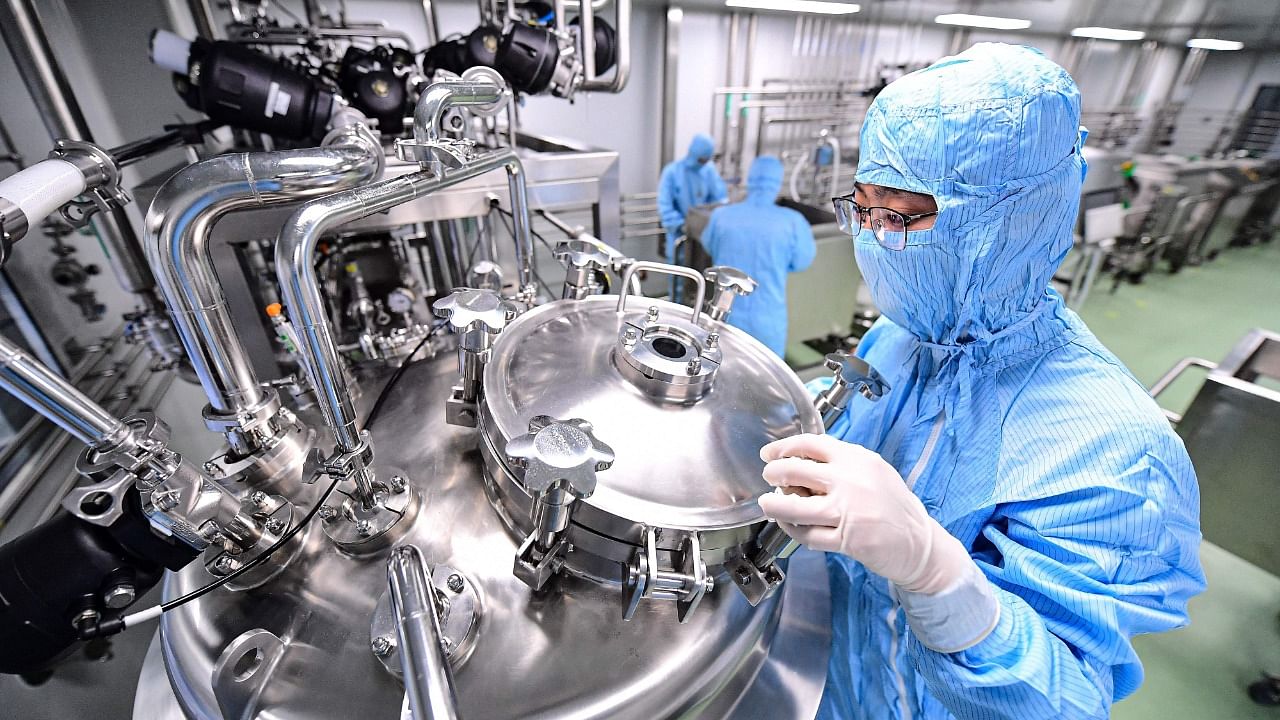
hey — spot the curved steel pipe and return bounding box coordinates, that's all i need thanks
[276,149,531,457]
[388,546,460,720]
[413,81,503,147]
[144,141,380,427]
[579,0,630,93]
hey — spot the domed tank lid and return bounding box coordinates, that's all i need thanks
[481,293,821,532]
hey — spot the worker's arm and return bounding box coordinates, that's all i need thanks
[789,216,817,273]
[657,167,685,233]
[902,455,1205,720]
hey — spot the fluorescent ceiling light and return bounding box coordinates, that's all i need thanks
[1187,38,1244,51]
[1071,26,1145,41]
[725,0,859,14]
[934,13,1031,30]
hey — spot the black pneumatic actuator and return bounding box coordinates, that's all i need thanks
[150,30,335,141]
[0,488,197,674]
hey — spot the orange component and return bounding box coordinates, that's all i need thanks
[265,303,283,318]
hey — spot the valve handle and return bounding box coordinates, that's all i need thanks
[705,266,757,297]
[505,416,615,499]
[432,288,519,337]
[825,350,889,400]
[554,240,613,270]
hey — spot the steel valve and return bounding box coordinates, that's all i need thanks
[703,266,757,322]
[506,415,615,590]
[814,350,890,430]
[432,288,519,426]
[554,240,613,299]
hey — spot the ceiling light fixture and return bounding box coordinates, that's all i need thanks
[934,13,1031,30]
[1187,38,1244,51]
[725,0,860,14]
[1071,26,1146,41]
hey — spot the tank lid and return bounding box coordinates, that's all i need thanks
[481,295,821,531]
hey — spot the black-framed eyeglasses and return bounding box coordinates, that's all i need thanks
[831,193,940,251]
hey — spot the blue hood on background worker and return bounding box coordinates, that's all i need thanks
[854,42,1088,346]
[746,155,784,202]
[684,133,715,168]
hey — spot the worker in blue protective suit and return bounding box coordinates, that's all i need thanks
[658,134,728,296]
[701,155,816,357]
[757,43,1205,720]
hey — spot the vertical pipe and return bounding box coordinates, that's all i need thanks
[726,13,740,88]
[660,7,682,168]
[186,0,217,38]
[420,0,441,46]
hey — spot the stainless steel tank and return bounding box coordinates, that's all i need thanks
[146,267,832,718]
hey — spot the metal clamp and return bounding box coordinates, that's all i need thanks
[506,416,615,590]
[554,240,613,299]
[813,350,889,430]
[616,261,705,326]
[47,139,130,229]
[703,266,757,322]
[433,288,519,427]
[621,528,714,623]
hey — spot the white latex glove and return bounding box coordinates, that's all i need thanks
[757,434,973,595]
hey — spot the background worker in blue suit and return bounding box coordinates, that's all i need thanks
[658,133,727,296]
[702,155,816,357]
[757,43,1205,720]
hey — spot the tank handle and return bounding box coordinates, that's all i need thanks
[616,261,706,326]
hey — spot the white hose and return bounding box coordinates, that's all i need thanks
[0,159,87,227]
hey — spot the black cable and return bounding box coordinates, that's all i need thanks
[493,210,554,299]
[77,473,344,640]
[365,320,445,429]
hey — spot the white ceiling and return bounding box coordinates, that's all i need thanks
[634,0,1280,50]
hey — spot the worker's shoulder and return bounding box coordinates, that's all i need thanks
[998,331,1191,484]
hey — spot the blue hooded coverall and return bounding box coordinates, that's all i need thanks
[658,134,729,276]
[815,44,1205,720]
[702,156,816,357]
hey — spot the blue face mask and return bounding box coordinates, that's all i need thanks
[853,226,966,344]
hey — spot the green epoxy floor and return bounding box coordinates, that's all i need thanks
[1076,237,1280,719]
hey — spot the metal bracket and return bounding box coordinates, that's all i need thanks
[211,628,287,720]
[621,528,714,623]
[47,139,130,230]
[513,531,570,591]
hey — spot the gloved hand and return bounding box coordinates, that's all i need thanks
[757,434,974,595]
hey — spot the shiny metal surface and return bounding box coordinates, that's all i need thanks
[388,545,461,720]
[156,354,830,719]
[144,145,380,423]
[1172,329,1280,577]
[482,294,821,532]
[277,150,532,456]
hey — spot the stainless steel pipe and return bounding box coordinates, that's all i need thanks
[413,81,503,147]
[276,149,532,456]
[0,335,132,451]
[579,0,630,93]
[144,143,380,426]
[388,546,460,720]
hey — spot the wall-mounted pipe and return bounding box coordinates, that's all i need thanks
[143,135,380,446]
[276,149,532,461]
[0,0,160,308]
